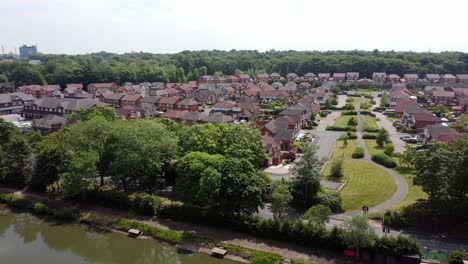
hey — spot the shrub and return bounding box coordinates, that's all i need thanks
[352,147,364,159]
[371,154,397,168]
[304,205,332,224]
[383,210,408,228]
[315,191,344,213]
[363,127,379,133]
[250,252,283,264]
[53,207,75,221]
[448,251,464,264]
[362,133,377,139]
[345,98,353,102]
[4,195,33,209]
[130,193,161,216]
[342,110,357,115]
[347,117,358,126]
[329,159,344,179]
[384,143,395,156]
[33,202,48,215]
[84,189,132,210]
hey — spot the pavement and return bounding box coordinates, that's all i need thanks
[374,111,406,153]
[336,94,347,108]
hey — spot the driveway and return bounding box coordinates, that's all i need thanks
[336,95,347,108]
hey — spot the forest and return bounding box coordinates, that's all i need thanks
[1,49,468,87]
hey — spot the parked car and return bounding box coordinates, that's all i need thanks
[400,135,412,141]
[405,137,419,143]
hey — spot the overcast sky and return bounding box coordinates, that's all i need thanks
[2,0,468,55]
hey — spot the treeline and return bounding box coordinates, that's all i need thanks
[1,49,468,87]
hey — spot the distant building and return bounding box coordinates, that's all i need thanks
[19,45,38,59]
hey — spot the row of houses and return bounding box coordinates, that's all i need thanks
[389,86,465,143]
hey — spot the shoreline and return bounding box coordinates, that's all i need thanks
[0,190,320,264]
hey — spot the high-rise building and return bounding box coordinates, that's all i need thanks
[19,45,37,59]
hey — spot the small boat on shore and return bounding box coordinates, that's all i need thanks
[127,229,143,238]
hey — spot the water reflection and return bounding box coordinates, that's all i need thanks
[0,212,235,264]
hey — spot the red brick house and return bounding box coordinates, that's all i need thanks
[422,124,462,143]
[225,75,240,83]
[346,72,359,82]
[432,90,455,106]
[387,74,401,83]
[441,74,457,84]
[256,73,270,82]
[160,109,188,121]
[87,83,118,94]
[17,85,60,98]
[318,73,330,82]
[120,94,142,108]
[262,135,283,166]
[99,93,125,107]
[176,98,199,112]
[333,73,346,83]
[198,75,214,84]
[157,97,179,111]
[456,74,468,84]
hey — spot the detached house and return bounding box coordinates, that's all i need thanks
[404,74,419,84]
[432,90,455,106]
[261,116,300,151]
[425,74,440,83]
[304,73,316,80]
[422,124,462,144]
[441,74,457,84]
[99,93,125,107]
[256,73,270,82]
[87,83,118,94]
[318,73,331,82]
[286,73,298,81]
[333,73,346,83]
[156,97,179,111]
[120,94,142,108]
[0,92,34,115]
[403,106,441,132]
[270,73,281,80]
[387,74,401,83]
[372,72,386,84]
[176,98,199,112]
[346,72,359,82]
[456,74,468,84]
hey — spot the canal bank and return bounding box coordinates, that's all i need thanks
[0,191,320,264]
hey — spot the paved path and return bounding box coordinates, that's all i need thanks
[336,94,347,108]
[332,96,408,219]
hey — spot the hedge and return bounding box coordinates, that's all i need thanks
[371,154,397,168]
[325,126,356,132]
[341,111,357,115]
[363,127,379,133]
[352,147,364,159]
[362,133,377,139]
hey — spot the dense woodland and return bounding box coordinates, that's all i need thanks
[1,50,468,87]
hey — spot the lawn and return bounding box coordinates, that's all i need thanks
[333,115,358,128]
[364,139,399,161]
[331,139,358,159]
[369,166,428,218]
[362,115,379,130]
[346,96,361,107]
[323,160,397,211]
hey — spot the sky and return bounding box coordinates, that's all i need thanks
[2,0,468,55]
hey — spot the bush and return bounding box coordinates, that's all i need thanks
[342,110,357,115]
[53,207,75,221]
[363,127,379,132]
[362,133,377,139]
[383,211,408,228]
[329,159,344,179]
[345,98,353,102]
[371,154,397,168]
[33,202,48,215]
[448,251,465,264]
[3,195,33,209]
[304,205,332,224]
[347,117,358,126]
[84,189,132,210]
[326,126,356,132]
[384,143,395,156]
[250,252,282,264]
[352,147,364,159]
[130,193,161,216]
[315,191,344,213]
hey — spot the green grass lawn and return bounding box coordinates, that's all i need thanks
[323,160,397,211]
[363,115,378,130]
[364,139,399,164]
[355,88,373,95]
[369,166,428,218]
[333,115,358,128]
[346,96,361,107]
[331,140,358,159]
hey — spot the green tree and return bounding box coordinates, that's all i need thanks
[109,120,178,193]
[376,128,390,147]
[60,151,97,196]
[329,159,344,179]
[290,145,324,207]
[448,251,464,264]
[380,92,389,108]
[270,181,292,218]
[303,204,332,225]
[10,65,45,86]
[384,143,395,156]
[343,215,376,257]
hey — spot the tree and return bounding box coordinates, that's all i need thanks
[329,159,344,179]
[384,143,395,156]
[217,158,269,214]
[343,215,376,257]
[270,180,292,218]
[324,98,331,109]
[60,150,97,196]
[109,120,178,193]
[175,152,225,205]
[413,137,468,213]
[30,132,68,192]
[290,145,324,207]
[10,65,45,86]
[65,106,119,124]
[380,92,389,108]
[303,204,332,225]
[376,128,390,147]
[399,147,416,168]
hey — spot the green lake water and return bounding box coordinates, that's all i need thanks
[0,211,236,264]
